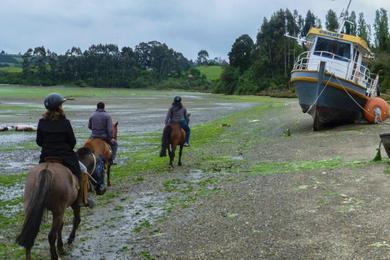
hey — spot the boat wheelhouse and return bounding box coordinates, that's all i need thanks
[290,26,387,130]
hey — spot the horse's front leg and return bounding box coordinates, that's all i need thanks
[178,144,183,166]
[169,145,175,167]
[106,163,111,186]
[68,203,81,244]
[26,248,32,260]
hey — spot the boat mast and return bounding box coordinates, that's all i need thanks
[337,0,352,33]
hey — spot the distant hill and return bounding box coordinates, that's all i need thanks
[0,54,22,67]
[196,65,223,81]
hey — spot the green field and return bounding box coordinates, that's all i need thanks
[196,65,223,81]
[0,66,22,73]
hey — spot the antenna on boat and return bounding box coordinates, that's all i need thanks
[337,0,352,33]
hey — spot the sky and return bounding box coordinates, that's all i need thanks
[1,0,390,60]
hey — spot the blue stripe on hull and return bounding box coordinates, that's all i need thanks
[291,71,367,127]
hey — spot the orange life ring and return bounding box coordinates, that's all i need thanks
[363,97,389,123]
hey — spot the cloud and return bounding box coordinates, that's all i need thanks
[0,0,388,59]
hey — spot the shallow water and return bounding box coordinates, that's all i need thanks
[0,92,256,174]
[68,192,167,259]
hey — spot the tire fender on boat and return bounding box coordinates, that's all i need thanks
[363,97,389,123]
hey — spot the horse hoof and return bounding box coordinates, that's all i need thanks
[178,163,182,166]
[67,238,74,245]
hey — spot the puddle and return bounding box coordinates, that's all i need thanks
[69,192,166,259]
[0,183,24,217]
[0,150,38,174]
[188,169,204,182]
[0,183,24,201]
[1,204,22,217]
[0,133,34,145]
[231,155,244,161]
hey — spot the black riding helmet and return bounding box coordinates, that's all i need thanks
[44,93,66,111]
[173,96,182,103]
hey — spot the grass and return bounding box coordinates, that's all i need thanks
[0,85,193,100]
[250,158,375,175]
[0,66,22,73]
[196,65,223,81]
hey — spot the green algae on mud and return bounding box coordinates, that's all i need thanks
[0,93,282,259]
[249,158,386,175]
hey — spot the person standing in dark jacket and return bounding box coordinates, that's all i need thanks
[165,96,191,146]
[88,102,118,164]
[37,93,81,177]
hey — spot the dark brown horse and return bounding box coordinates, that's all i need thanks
[160,123,186,167]
[83,121,118,186]
[16,149,95,260]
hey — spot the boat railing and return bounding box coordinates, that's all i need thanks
[293,51,377,90]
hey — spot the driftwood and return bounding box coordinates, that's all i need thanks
[0,125,37,132]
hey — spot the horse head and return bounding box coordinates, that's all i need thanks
[76,147,96,174]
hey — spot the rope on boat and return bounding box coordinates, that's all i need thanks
[306,73,334,113]
[333,76,388,124]
[308,72,388,124]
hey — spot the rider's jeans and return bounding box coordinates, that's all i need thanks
[179,120,190,144]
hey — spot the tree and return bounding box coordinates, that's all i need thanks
[302,10,317,36]
[374,8,390,50]
[197,50,209,65]
[357,12,370,43]
[325,9,339,32]
[345,11,357,35]
[22,48,33,78]
[228,34,254,73]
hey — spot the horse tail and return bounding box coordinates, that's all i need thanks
[160,125,171,157]
[16,168,52,249]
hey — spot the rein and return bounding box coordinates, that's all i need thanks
[81,152,98,185]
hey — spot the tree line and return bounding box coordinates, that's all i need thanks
[217,7,390,95]
[0,41,215,89]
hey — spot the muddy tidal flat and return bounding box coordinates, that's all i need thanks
[2,85,390,259]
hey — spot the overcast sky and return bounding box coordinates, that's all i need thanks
[1,0,390,60]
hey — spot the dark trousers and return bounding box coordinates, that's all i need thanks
[39,152,81,178]
[179,120,190,144]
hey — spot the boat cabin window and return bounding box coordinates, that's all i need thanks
[314,37,351,61]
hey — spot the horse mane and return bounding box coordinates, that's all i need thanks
[77,147,92,157]
[16,168,52,249]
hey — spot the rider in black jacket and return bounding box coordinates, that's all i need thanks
[36,93,80,178]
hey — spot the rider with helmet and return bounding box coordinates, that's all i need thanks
[36,93,93,207]
[88,102,118,164]
[165,96,191,146]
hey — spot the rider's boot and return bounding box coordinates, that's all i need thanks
[78,172,95,208]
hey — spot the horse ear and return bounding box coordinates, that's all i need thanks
[114,121,118,127]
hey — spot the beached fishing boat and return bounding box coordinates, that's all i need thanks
[289,0,389,130]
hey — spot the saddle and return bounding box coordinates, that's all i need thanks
[43,156,90,206]
[88,138,113,161]
[44,156,63,163]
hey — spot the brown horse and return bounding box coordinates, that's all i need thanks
[160,123,186,167]
[16,149,95,260]
[83,121,118,187]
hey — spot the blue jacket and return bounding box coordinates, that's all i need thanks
[88,108,113,139]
